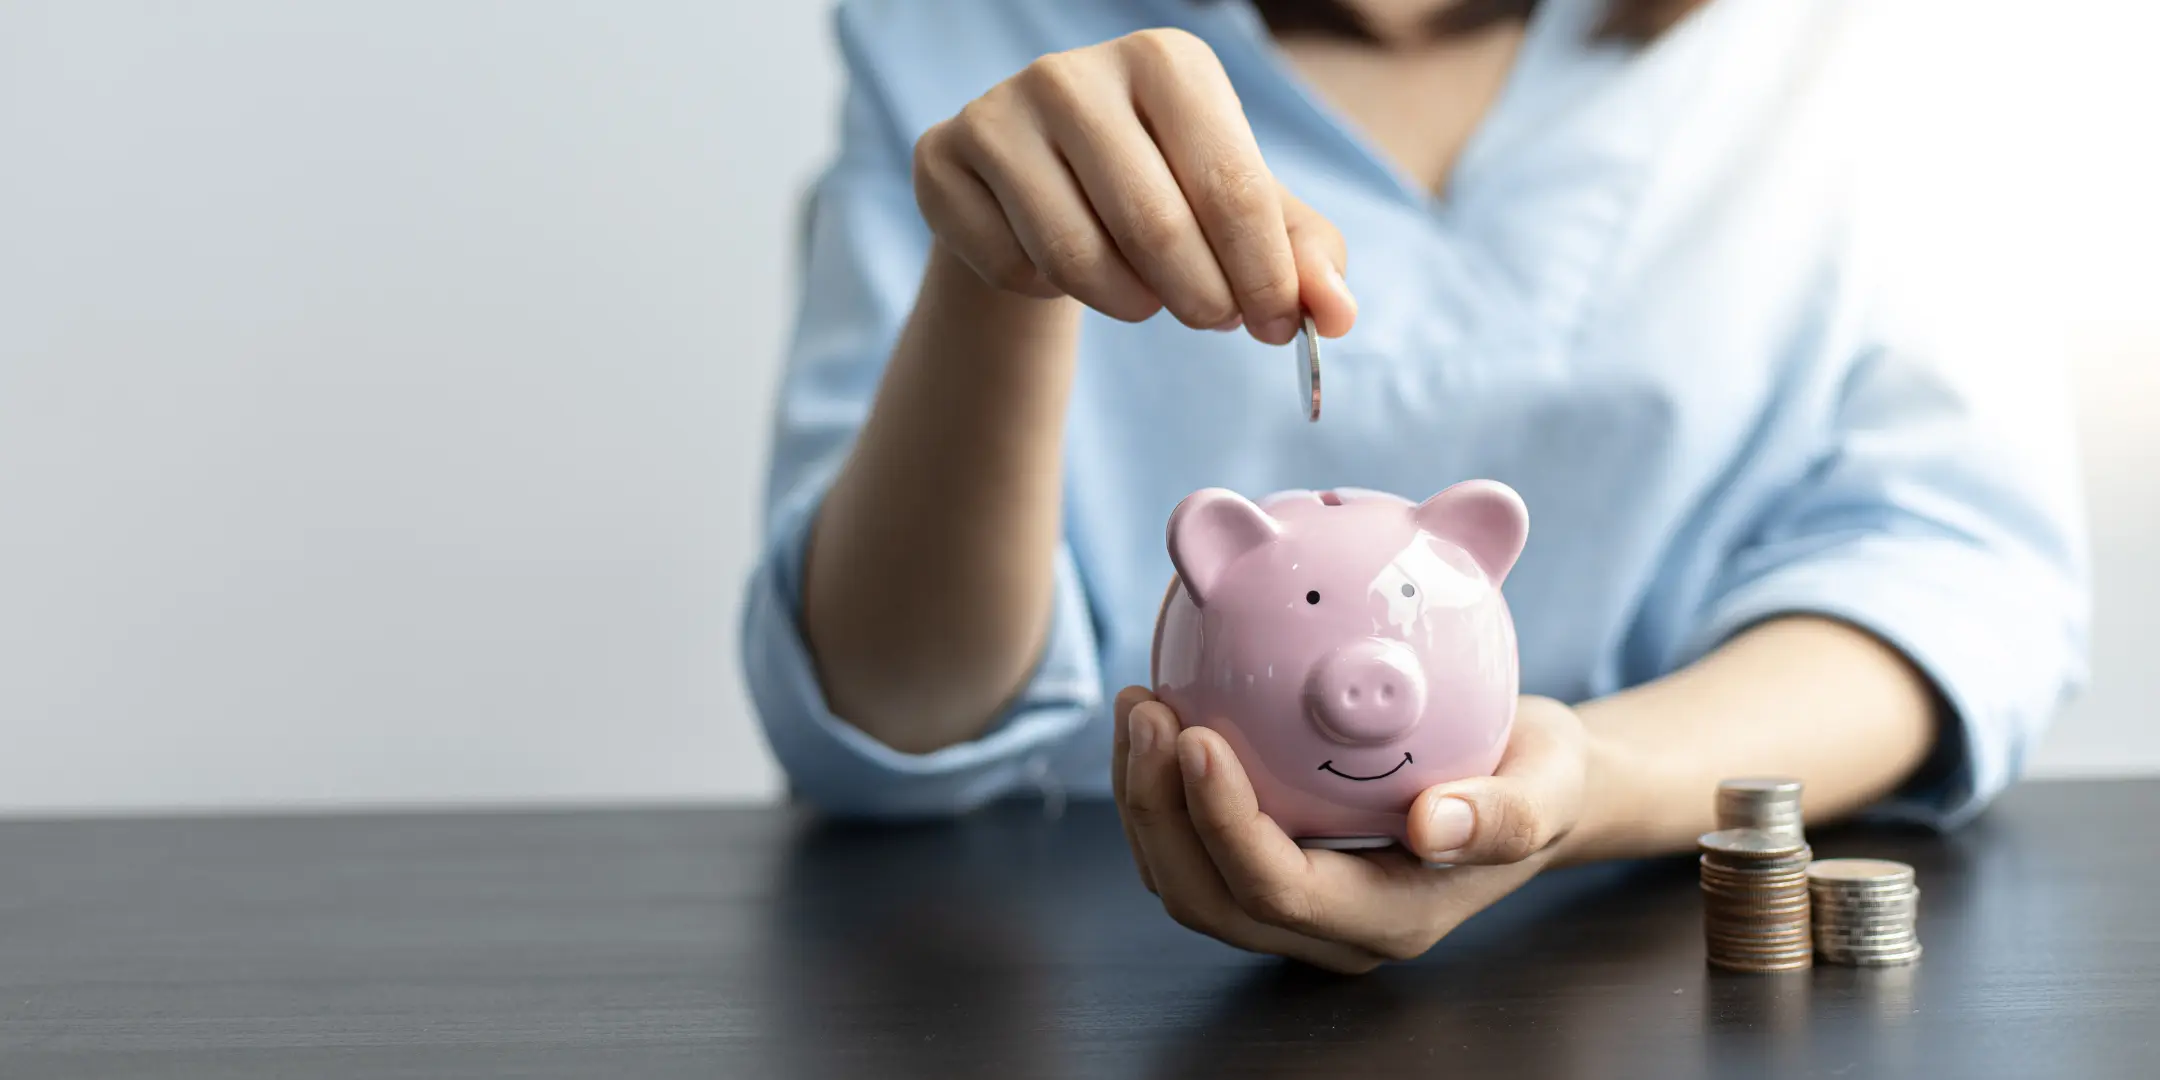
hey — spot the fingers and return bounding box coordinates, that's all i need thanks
[1123,702,1385,974]
[1123,30,1303,345]
[1407,699,1589,865]
[914,120,1059,298]
[950,97,1162,322]
[1279,186,1357,338]
[1174,725,1319,926]
[1111,685,1157,893]
[1178,726,1442,961]
[1037,68,1241,330]
[921,29,1358,340]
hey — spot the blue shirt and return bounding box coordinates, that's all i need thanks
[740,0,2090,827]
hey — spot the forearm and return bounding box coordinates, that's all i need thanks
[1566,615,1941,863]
[802,243,1083,754]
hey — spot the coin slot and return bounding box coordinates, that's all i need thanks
[1318,491,1343,506]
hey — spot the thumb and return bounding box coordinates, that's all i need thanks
[1405,700,1587,865]
[1278,184,1356,338]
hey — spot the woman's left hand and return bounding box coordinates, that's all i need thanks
[1112,687,1594,974]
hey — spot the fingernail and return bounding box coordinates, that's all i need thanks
[1211,314,1243,332]
[1130,712,1157,759]
[1257,317,1296,344]
[1323,261,1348,298]
[1178,736,1209,781]
[1423,796,1476,860]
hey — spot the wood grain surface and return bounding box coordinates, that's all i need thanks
[3,781,2156,1078]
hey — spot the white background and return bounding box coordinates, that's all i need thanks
[2,1,2154,815]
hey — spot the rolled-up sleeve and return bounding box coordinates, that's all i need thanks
[1683,286,2092,829]
[738,9,1103,818]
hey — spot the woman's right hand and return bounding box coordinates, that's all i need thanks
[911,28,1358,346]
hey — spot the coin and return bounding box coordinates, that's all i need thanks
[1699,829,1809,859]
[1715,777,1805,841]
[1815,899,1920,919]
[1700,826,1816,973]
[1720,777,1804,796]
[1708,954,1813,974]
[1709,931,1814,947]
[1696,782,1921,970]
[1820,937,1920,951]
[1704,881,1810,896]
[1838,945,1924,966]
[1822,945,1922,960]
[1815,921,1917,937]
[1706,877,1810,892]
[1808,858,1920,968]
[1807,859,1916,887]
[1702,864,1812,881]
[1296,314,1321,422]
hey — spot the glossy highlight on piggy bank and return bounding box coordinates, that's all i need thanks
[1149,482,1528,849]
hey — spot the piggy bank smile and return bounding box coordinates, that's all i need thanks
[1151,483,1527,849]
[1317,753,1413,782]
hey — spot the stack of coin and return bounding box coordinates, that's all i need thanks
[1807,858,1922,966]
[1699,828,1814,973]
[1715,777,1805,842]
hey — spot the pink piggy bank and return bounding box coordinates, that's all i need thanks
[1149,482,1528,850]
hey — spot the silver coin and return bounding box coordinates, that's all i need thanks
[1714,821,1805,841]
[1706,897,1813,911]
[1709,962,1813,974]
[1699,829,1810,859]
[1818,915,1919,930]
[1703,859,1813,878]
[1711,942,1817,957]
[1812,881,1919,897]
[1296,314,1321,422]
[1701,863,1813,880]
[1721,823,1806,838]
[1711,926,1814,939]
[1818,942,1920,959]
[1817,917,1919,933]
[1821,933,1919,947]
[1705,876,1811,888]
[1719,777,1804,797]
[1814,884,1921,901]
[1806,858,1916,887]
[1705,888,1809,900]
[1820,939,1920,952]
[1840,947,1924,967]
[1816,896,1921,915]
[1814,914,1918,931]
[1811,878,1920,892]
[1821,945,1924,965]
[1816,926,1917,942]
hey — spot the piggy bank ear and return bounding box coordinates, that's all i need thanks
[1167,488,1281,607]
[1414,480,1529,586]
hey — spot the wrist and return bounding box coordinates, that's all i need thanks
[1554,715,1659,866]
[922,241,1079,329]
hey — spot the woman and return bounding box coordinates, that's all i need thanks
[741,0,2088,972]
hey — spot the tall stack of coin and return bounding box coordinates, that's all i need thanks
[1715,777,1805,842]
[1807,859,1922,966]
[1699,828,1814,973]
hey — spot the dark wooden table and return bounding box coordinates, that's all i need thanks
[2,780,2156,1079]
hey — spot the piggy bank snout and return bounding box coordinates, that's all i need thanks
[1303,639,1427,745]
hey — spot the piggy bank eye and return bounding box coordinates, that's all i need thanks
[1401,583,1415,598]
[1306,590,1321,605]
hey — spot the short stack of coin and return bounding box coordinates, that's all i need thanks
[1808,859,1922,966]
[1699,828,1814,973]
[1716,777,1806,842]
